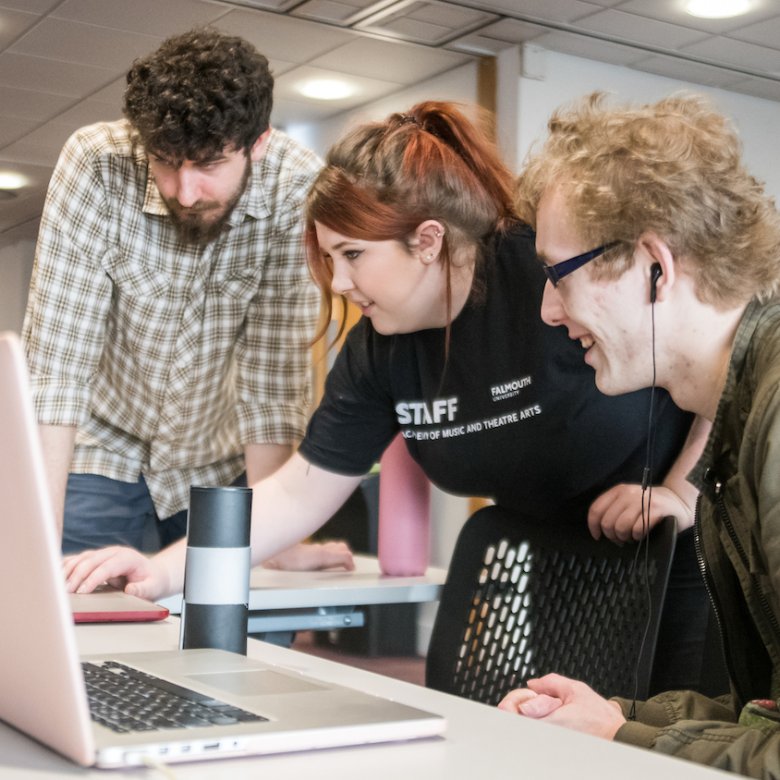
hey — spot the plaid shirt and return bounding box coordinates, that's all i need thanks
[23,120,321,518]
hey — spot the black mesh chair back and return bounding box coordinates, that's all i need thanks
[426,505,676,705]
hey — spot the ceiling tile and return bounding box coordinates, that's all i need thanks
[89,77,127,106]
[267,58,298,77]
[681,35,780,76]
[214,7,356,61]
[10,119,81,153]
[0,115,37,148]
[457,0,605,23]
[616,0,780,34]
[630,53,747,88]
[292,0,393,25]
[0,51,117,97]
[728,15,780,50]
[217,0,301,9]
[310,35,471,82]
[575,8,707,49]
[533,29,649,66]
[10,18,162,70]
[50,0,228,35]
[465,18,548,45]
[51,99,121,130]
[0,8,40,46]
[727,75,780,102]
[0,0,60,12]
[356,0,497,45]
[0,85,73,121]
[0,191,45,233]
[446,32,523,56]
[273,63,402,113]
[0,136,62,168]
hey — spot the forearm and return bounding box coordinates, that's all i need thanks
[38,424,77,537]
[248,452,361,566]
[660,415,711,529]
[244,442,293,484]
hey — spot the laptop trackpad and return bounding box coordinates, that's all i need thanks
[187,670,326,696]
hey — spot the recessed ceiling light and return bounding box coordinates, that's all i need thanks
[0,171,29,190]
[297,78,355,101]
[685,0,750,18]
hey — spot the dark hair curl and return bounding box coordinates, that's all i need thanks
[123,27,273,161]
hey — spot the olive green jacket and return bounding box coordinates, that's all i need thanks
[615,300,780,777]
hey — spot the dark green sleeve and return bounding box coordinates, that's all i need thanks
[614,691,780,778]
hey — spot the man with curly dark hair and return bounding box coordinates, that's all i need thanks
[22,28,352,573]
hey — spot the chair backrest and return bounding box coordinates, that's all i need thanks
[425,505,676,705]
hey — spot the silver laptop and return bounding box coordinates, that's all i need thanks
[0,332,445,768]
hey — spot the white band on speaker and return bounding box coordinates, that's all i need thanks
[183,546,250,605]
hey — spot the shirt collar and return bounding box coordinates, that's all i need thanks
[688,298,763,491]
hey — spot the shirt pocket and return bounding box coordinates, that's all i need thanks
[209,270,261,301]
[108,263,171,300]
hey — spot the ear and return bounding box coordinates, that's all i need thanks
[637,231,676,303]
[249,129,272,162]
[413,220,446,264]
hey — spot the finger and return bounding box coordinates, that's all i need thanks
[632,513,653,541]
[63,548,119,592]
[518,694,563,718]
[497,688,537,713]
[612,511,639,543]
[124,579,158,600]
[586,508,603,540]
[526,673,575,699]
[71,550,139,595]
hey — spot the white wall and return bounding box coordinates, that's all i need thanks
[515,46,780,200]
[0,220,37,333]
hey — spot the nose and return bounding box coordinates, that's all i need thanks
[174,167,203,207]
[330,258,354,296]
[540,280,566,327]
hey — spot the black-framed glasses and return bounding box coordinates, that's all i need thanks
[542,241,620,287]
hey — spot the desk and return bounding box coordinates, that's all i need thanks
[0,619,729,780]
[159,554,446,643]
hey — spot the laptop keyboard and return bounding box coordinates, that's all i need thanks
[82,661,268,734]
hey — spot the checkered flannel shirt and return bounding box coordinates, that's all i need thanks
[23,120,321,518]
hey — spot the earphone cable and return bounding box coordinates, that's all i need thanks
[628,290,658,721]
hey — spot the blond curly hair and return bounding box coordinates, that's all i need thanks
[516,92,780,307]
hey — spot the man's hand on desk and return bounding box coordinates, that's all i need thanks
[262,541,355,571]
[498,674,626,740]
[63,546,168,601]
[63,541,356,601]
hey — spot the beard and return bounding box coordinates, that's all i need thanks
[164,157,252,247]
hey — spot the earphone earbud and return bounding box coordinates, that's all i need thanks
[649,263,662,304]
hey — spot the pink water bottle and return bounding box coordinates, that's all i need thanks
[377,434,431,576]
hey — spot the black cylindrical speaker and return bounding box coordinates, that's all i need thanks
[180,485,252,655]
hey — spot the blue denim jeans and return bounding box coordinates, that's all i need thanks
[61,473,246,555]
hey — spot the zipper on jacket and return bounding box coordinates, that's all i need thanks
[710,476,780,644]
[693,493,734,684]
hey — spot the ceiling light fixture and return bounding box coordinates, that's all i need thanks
[0,171,29,190]
[685,0,750,18]
[297,78,355,101]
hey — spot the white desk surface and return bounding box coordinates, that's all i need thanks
[0,619,729,780]
[159,554,447,612]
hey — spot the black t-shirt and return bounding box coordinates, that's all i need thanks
[300,224,692,517]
